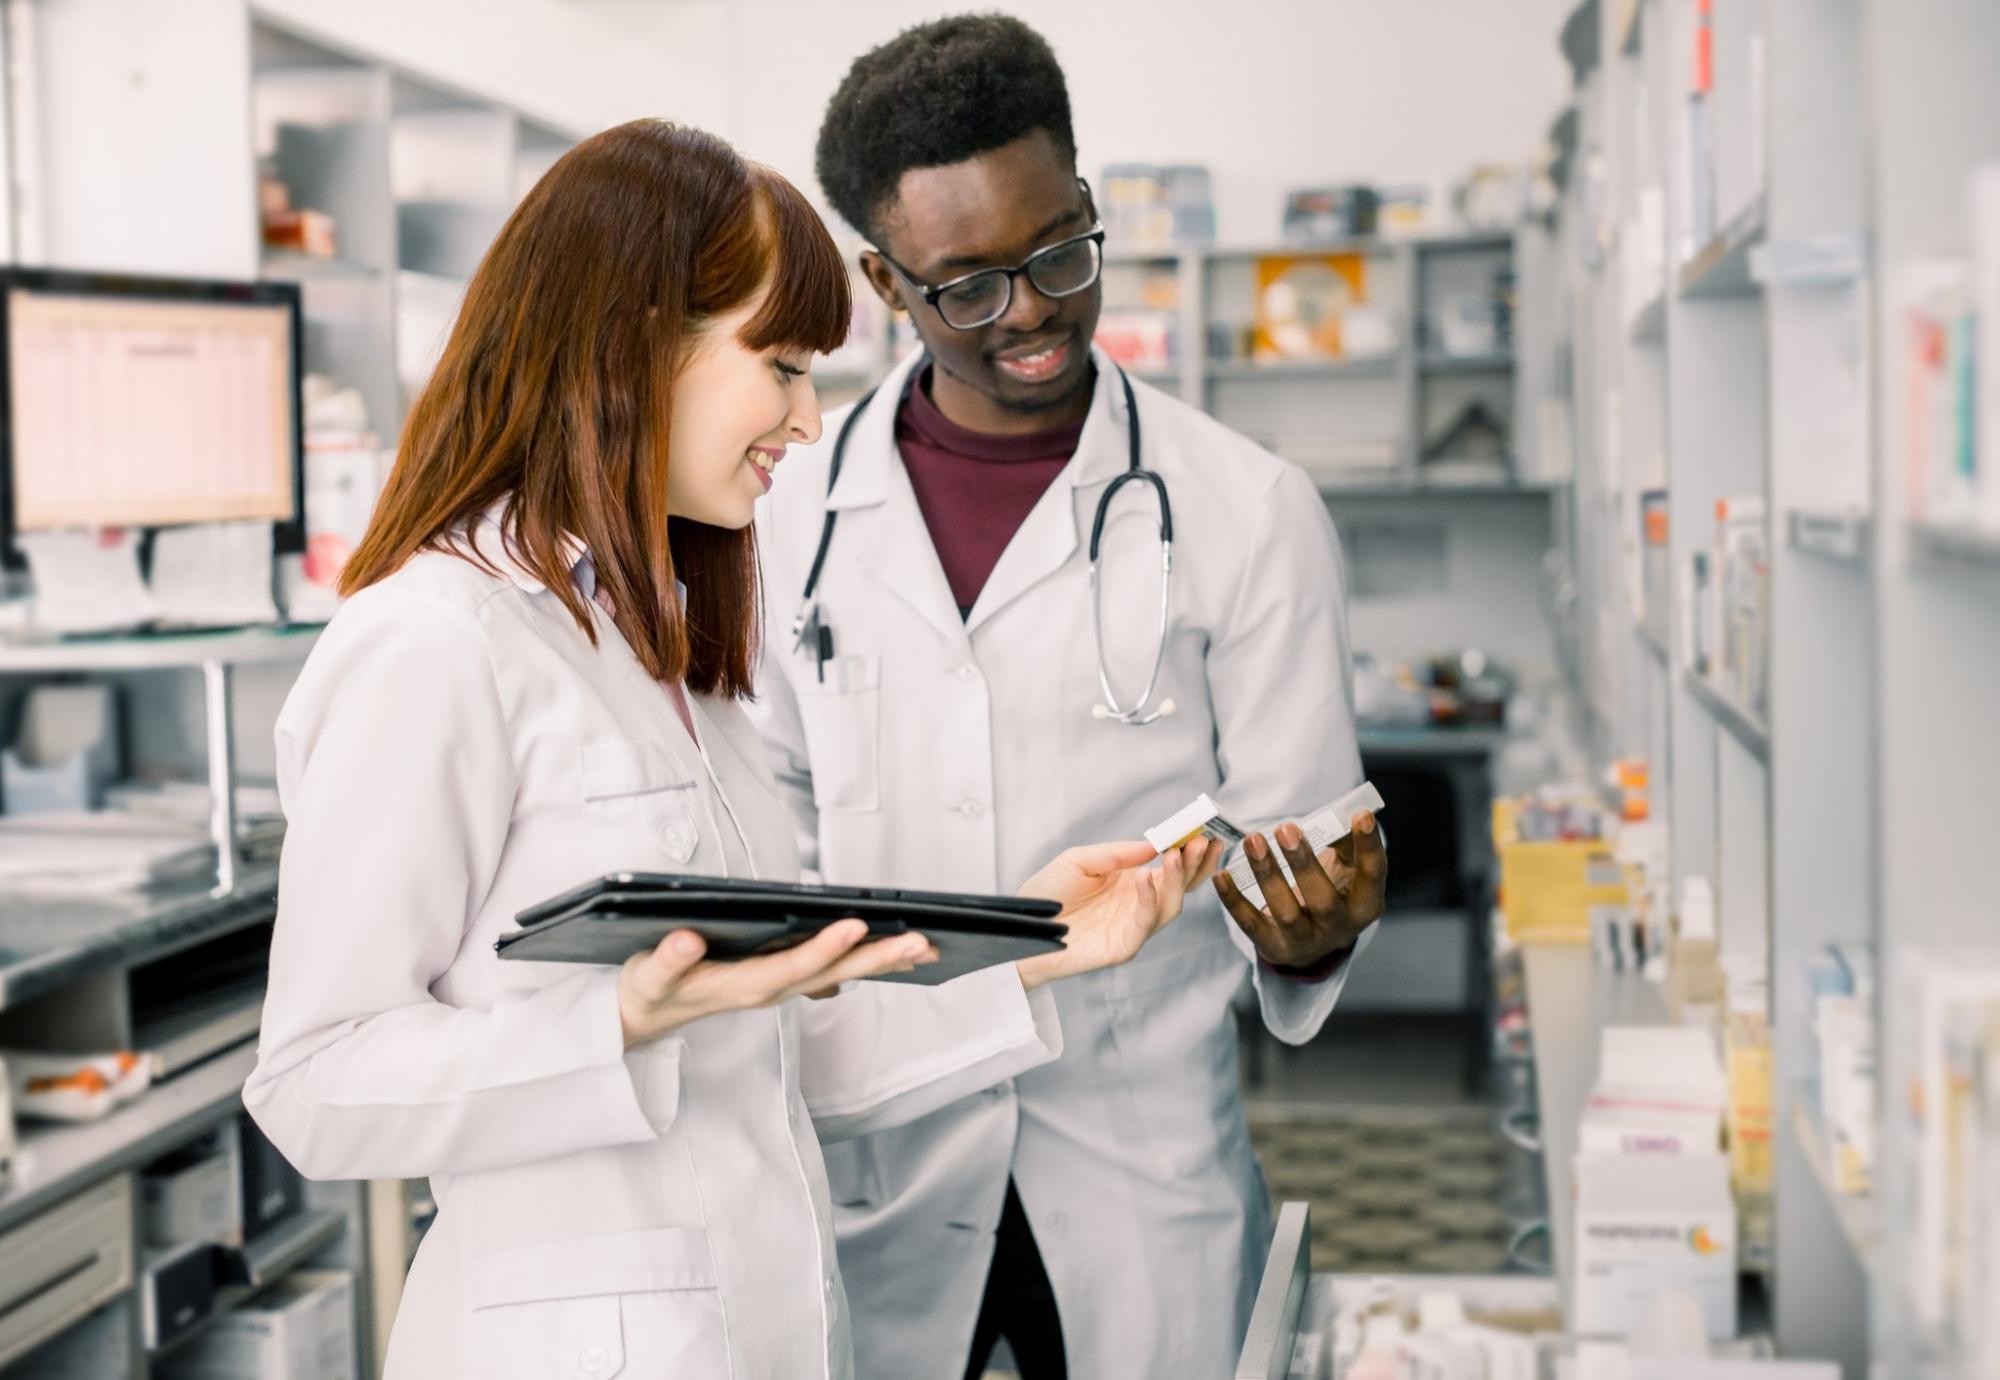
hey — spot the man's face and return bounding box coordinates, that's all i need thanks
[862,129,1101,423]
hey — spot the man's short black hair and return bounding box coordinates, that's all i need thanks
[816,13,1077,242]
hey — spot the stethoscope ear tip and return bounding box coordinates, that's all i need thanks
[1157,698,1177,718]
[1091,703,1112,720]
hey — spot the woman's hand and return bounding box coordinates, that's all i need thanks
[618,921,938,1048]
[1013,836,1220,992]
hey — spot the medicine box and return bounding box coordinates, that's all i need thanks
[143,1130,244,1248]
[1493,803,1626,944]
[1574,1152,1737,1341]
[159,1269,356,1380]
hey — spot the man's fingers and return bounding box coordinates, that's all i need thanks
[1214,870,1278,946]
[1352,813,1387,875]
[1242,833,1304,924]
[1344,813,1389,920]
[1275,823,1339,917]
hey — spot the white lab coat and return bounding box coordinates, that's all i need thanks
[243,519,1065,1380]
[751,347,1373,1380]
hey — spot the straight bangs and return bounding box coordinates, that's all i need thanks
[739,167,853,356]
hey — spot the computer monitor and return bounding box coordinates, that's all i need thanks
[0,267,306,570]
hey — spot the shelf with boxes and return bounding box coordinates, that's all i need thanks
[1545,0,1888,1370]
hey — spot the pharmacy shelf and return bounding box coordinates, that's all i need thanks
[1614,0,1644,54]
[1523,944,1669,1300]
[1102,245,1185,265]
[1628,290,1666,343]
[1788,508,1873,562]
[1683,669,1770,762]
[258,248,381,280]
[0,1043,258,1236]
[1636,621,1669,663]
[1785,1093,1878,1268]
[1679,195,1769,300]
[0,625,322,675]
[1419,352,1515,375]
[1206,357,1397,381]
[0,868,280,1013]
[154,1208,350,1361]
[1319,479,1559,501]
[1909,521,2000,569]
[1129,365,1180,386]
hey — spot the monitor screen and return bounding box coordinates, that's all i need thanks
[0,270,304,565]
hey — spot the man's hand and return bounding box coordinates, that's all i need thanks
[1214,811,1386,969]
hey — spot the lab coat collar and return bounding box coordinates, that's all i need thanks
[460,501,587,594]
[823,343,1134,513]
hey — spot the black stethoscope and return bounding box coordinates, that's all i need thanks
[792,362,1178,724]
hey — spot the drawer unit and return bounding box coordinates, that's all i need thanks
[0,1174,136,1368]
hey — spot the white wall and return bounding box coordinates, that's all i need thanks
[581,0,1577,242]
[250,0,660,136]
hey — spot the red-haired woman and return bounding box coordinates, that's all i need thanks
[243,122,1212,1379]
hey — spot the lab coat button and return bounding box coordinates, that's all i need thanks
[953,663,978,679]
[579,1344,610,1374]
[956,799,986,818]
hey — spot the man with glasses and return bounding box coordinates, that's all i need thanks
[750,15,1387,1380]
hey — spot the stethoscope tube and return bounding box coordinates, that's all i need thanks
[797,362,1175,725]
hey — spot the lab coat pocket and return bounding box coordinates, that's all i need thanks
[1103,934,1248,1183]
[580,740,701,870]
[792,654,881,814]
[469,1226,724,1379]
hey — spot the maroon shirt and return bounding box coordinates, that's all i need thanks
[896,367,1086,617]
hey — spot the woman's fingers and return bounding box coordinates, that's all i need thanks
[1059,839,1161,877]
[796,933,938,996]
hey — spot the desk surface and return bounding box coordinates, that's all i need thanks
[1357,724,1512,759]
[1521,944,1669,1300]
[0,867,278,1011]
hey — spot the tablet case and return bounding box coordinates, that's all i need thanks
[497,873,1067,986]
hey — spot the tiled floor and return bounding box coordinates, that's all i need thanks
[977,1017,1496,1378]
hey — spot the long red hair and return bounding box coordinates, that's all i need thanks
[341,120,850,696]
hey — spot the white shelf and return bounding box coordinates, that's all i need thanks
[1787,1094,1878,1268]
[0,1043,258,1235]
[259,248,382,281]
[1629,290,1666,343]
[156,1208,350,1361]
[1679,195,1768,300]
[0,626,322,675]
[1207,357,1396,381]
[1788,508,1872,562]
[1321,479,1559,500]
[1637,621,1670,662]
[1420,352,1515,375]
[1683,670,1770,762]
[1910,521,2000,569]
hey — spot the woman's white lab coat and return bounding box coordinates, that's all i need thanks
[243,522,1064,1380]
[751,347,1372,1380]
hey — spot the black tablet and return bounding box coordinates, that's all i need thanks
[497,873,1066,986]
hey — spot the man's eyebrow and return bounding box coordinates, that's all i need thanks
[932,207,1088,273]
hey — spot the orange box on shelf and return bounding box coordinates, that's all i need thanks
[1492,802,1628,943]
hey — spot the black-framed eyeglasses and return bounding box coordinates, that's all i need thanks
[874,225,1107,331]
